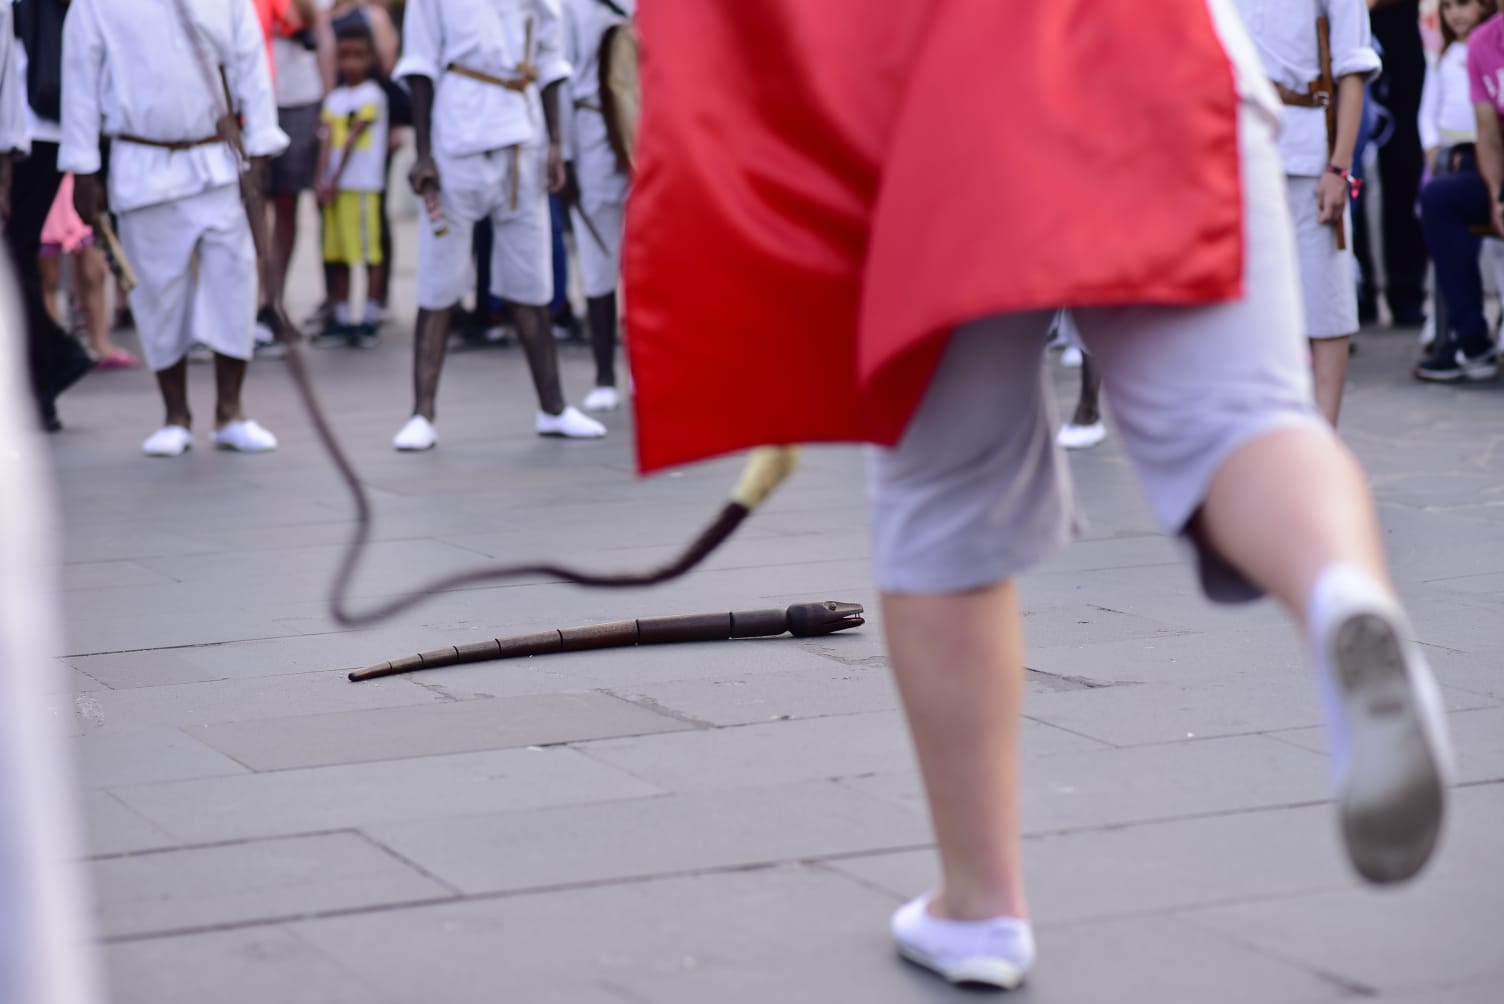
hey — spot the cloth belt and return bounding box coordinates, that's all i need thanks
[114,133,222,151]
[447,61,538,93]
[1274,82,1331,109]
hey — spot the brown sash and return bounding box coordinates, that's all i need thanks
[114,133,222,151]
[446,61,537,93]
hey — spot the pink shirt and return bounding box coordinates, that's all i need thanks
[1467,14,1504,117]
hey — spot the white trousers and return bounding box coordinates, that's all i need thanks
[0,270,104,1004]
[418,146,553,310]
[117,184,257,371]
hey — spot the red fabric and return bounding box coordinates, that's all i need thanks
[252,0,287,76]
[624,1,1246,474]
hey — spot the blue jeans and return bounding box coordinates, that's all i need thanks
[1420,155,1492,351]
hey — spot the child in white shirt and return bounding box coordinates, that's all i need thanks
[316,23,389,344]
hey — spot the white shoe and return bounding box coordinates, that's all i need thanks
[1310,567,1452,884]
[1057,421,1106,450]
[393,415,438,451]
[582,386,622,413]
[536,406,606,438]
[211,419,278,453]
[1060,345,1084,368]
[142,425,193,457]
[891,895,1034,990]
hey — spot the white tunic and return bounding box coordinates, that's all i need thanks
[1420,42,1477,150]
[1232,0,1381,176]
[0,3,29,156]
[561,0,631,208]
[396,0,571,158]
[58,0,289,213]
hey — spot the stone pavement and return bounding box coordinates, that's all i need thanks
[43,235,1504,1003]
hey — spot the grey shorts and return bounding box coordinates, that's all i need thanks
[1288,175,1360,340]
[268,102,321,196]
[867,102,1330,602]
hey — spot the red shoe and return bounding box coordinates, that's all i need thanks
[95,349,139,370]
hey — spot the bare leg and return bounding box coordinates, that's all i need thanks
[513,303,567,415]
[586,292,618,388]
[268,193,299,312]
[38,256,62,327]
[155,359,192,429]
[1194,425,1388,624]
[75,248,121,359]
[411,306,454,421]
[212,354,248,426]
[1310,336,1350,426]
[885,581,1030,923]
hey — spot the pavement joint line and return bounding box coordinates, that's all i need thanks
[1171,909,1382,998]
[1018,714,1120,750]
[352,829,466,898]
[597,689,716,730]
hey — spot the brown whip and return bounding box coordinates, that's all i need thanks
[169,2,802,629]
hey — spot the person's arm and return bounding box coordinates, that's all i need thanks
[1318,74,1368,224]
[395,0,441,193]
[59,0,108,223]
[303,1,337,95]
[363,2,401,77]
[1477,103,1504,233]
[1419,58,1441,175]
[534,2,571,193]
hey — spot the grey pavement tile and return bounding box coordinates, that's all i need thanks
[73,726,251,788]
[1021,675,1494,748]
[288,864,945,1004]
[578,710,1102,795]
[608,665,902,726]
[68,647,227,689]
[364,781,933,894]
[109,746,663,843]
[1371,980,1504,1003]
[1270,705,1504,785]
[94,832,452,939]
[81,789,178,857]
[59,670,446,736]
[1180,784,1504,995]
[60,559,179,592]
[1025,621,1306,687]
[191,692,697,771]
[105,925,398,1004]
[841,734,1332,833]
[827,800,1353,926]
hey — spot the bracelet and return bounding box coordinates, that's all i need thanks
[1328,164,1363,200]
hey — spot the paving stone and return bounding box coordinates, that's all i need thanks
[1181,784,1504,995]
[841,734,1332,833]
[104,926,397,1004]
[73,726,251,788]
[607,665,902,726]
[109,746,663,843]
[61,560,178,592]
[81,790,178,858]
[191,692,697,771]
[60,670,446,736]
[288,865,937,1004]
[578,710,1102,794]
[93,832,452,939]
[827,799,1354,926]
[1270,704,1504,785]
[365,781,933,894]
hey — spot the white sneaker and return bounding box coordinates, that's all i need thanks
[211,419,278,453]
[582,386,622,413]
[536,406,606,438]
[1310,567,1452,884]
[393,415,438,451]
[891,895,1034,990]
[1057,421,1106,450]
[142,425,193,457]
[1060,345,1084,369]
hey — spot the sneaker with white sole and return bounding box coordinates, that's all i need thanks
[142,425,193,457]
[536,406,606,438]
[1310,568,1452,884]
[1456,345,1500,381]
[582,386,622,413]
[212,419,278,453]
[1057,421,1106,450]
[891,895,1034,990]
[393,415,438,451]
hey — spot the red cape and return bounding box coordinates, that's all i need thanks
[625,1,1244,473]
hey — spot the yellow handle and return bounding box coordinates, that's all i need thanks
[729,446,800,510]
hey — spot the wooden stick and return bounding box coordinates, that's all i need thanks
[94,216,137,293]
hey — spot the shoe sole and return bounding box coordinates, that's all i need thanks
[1332,612,1446,884]
[1412,368,1462,383]
[896,945,1026,990]
[394,442,436,451]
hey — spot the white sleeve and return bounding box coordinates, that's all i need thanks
[232,0,290,158]
[1419,56,1441,153]
[533,0,572,91]
[1326,0,1382,82]
[57,0,104,175]
[0,4,29,156]
[394,0,441,82]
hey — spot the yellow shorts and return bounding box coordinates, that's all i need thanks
[322,191,384,266]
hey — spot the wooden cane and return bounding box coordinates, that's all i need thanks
[94,216,138,293]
